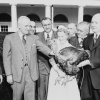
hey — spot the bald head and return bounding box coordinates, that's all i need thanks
[92,13,100,22]
[18,16,30,25]
[91,13,100,33]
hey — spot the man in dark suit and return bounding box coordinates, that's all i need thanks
[71,22,90,89]
[78,13,100,100]
[68,23,80,48]
[3,16,51,100]
[37,17,57,100]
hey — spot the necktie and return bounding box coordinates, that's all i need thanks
[47,33,50,39]
[78,38,83,47]
[94,34,98,44]
[46,33,51,48]
[22,35,26,45]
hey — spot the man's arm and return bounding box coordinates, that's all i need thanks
[3,35,13,84]
[35,36,51,56]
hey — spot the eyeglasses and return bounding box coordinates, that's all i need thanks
[30,25,36,28]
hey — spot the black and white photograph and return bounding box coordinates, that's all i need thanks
[0,0,100,100]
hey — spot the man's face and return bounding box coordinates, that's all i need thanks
[42,19,52,33]
[77,25,88,38]
[67,24,76,36]
[19,18,31,35]
[30,21,36,35]
[91,15,100,34]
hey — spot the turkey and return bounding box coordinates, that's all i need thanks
[54,46,89,76]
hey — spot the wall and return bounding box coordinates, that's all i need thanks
[0,5,100,32]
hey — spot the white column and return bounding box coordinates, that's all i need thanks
[11,4,17,32]
[51,5,54,28]
[78,6,84,23]
[45,5,51,18]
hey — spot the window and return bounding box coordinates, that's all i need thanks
[1,25,8,32]
[54,14,68,23]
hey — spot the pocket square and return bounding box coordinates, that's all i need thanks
[32,44,36,46]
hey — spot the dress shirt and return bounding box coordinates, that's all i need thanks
[78,38,83,47]
[18,32,26,41]
[44,30,53,40]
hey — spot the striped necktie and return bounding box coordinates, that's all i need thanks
[22,35,26,45]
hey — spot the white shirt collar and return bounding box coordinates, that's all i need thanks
[44,30,53,40]
[94,33,100,39]
[18,32,26,41]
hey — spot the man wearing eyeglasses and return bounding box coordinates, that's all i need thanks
[3,16,51,100]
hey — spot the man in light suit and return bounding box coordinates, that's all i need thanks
[37,17,57,100]
[3,16,51,100]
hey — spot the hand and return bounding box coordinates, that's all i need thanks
[0,75,3,84]
[77,60,91,68]
[7,75,13,84]
[55,76,62,85]
[61,76,68,86]
[49,50,55,56]
[85,50,90,57]
[51,39,60,55]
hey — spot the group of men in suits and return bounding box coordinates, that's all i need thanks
[81,13,100,100]
[2,12,100,100]
[3,16,52,100]
[68,13,100,100]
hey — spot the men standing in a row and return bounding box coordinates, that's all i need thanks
[3,16,51,100]
[81,13,100,100]
[37,17,57,100]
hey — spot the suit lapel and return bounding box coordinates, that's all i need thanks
[92,35,100,50]
[26,35,34,52]
[12,33,23,55]
[89,34,95,50]
[40,30,57,45]
[40,32,47,45]
[51,30,57,39]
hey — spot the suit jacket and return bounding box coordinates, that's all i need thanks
[83,34,100,89]
[0,63,2,75]
[3,32,51,82]
[37,30,57,75]
[68,35,81,48]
